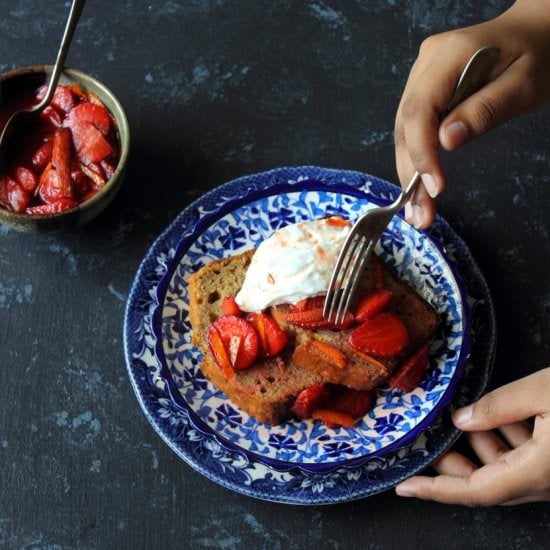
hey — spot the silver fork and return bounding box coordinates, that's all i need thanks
[324,46,500,325]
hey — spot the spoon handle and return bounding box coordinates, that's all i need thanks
[39,0,86,108]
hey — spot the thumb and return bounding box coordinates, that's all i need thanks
[453,368,550,431]
[439,56,534,150]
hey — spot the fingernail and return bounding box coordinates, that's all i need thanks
[444,121,468,149]
[453,405,473,427]
[404,202,414,223]
[412,204,424,228]
[395,483,415,497]
[421,173,438,198]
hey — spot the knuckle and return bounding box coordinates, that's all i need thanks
[419,34,438,55]
[472,96,499,133]
[440,30,475,54]
[401,95,421,120]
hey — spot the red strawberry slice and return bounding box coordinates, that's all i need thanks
[32,141,53,172]
[328,387,374,419]
[355,289,393,321]
[51,128,73,199]
[64,102,113,165]
[40,106,63,128]
[292,384,330,419]
[6,179,31,213]
[71,123,113,165]
[221,296,241,317]
[71,164,91,199]
[348,312,409,358]
[15,167,38,194]
[25,198,77,215]
[284,296,354,330]
[246,311,287,357]
[388,344,430,392]
[65,102,110,135]
[207,315,259,372]
[36,84,75,113]
[38,164,60,203]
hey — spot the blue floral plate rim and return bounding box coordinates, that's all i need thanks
[123,165,496,504]
[151,179,472,473]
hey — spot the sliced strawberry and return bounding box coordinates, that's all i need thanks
[328,387,374,419]
[246,311,287,357]
[36,84,75,113]
[287,295,323,313]
[26,198,77,215]
[32,141,53,172]
[64,101,113,165]
[311,409,355,428]
[309,340,347,369]
[51,128,73,199]
[355,289,393,321]
[38,163,59,203]
[207,315,258,372]
[388,344,430,392]
[292,383,330,419]
[65,102,110,135]
[221,296,241,317]
[15,167,38,194]
[348,312,409,358]
[6,179,31,213]
[40,106,63,128]
[326,216,351,228]
[284,296,354,330]
[71,123,113,165]
[71,164,90,198]
[207,325,234,379]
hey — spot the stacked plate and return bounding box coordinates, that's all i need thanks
[123,166,496,504]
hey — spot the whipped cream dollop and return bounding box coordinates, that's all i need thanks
[235,217,351,312]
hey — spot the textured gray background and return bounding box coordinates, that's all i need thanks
[1,0,549,548]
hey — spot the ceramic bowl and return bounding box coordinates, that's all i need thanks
[0,65,130,232]
[124,166,496,503]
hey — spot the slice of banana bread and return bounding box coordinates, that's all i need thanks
[187,249,439,423]
[188,249,322,425]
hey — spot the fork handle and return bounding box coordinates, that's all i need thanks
[389,171,422,212]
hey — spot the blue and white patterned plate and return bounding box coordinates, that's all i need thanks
[124,166,496,504]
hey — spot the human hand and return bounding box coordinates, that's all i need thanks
[395,0,550,228]
[395,368,550,506]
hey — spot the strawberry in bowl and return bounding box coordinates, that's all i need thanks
[0,65,129,231]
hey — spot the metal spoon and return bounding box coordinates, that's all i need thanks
[0,0,86,154]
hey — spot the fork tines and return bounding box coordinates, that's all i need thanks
[323,230,375,325]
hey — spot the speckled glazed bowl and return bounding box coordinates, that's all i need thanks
[0,65,129,232]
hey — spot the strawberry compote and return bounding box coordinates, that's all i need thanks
[0,76,119,215]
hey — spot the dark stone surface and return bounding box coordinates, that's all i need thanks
[1,1,549,548]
